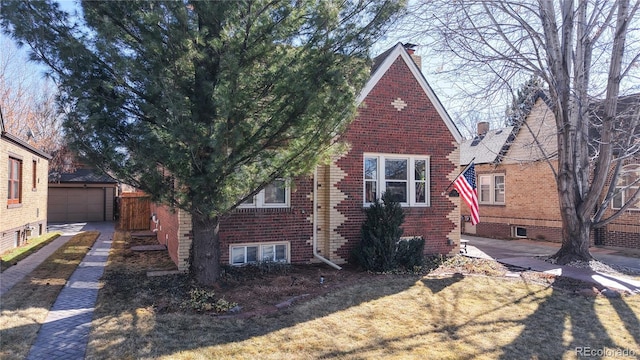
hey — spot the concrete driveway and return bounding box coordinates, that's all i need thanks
[462,235,640,272]
[47,222,91,236]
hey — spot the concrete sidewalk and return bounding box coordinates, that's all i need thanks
[462,235,640,294]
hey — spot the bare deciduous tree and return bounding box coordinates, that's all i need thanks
[1,36,62,156]
[407,0,640,263]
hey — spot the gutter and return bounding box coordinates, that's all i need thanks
[312,167,342,270]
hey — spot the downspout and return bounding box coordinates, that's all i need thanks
[313,167,342,270]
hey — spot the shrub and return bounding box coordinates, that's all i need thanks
[181,288,238,313]
[352,191,405,272]
[395,237,425,269]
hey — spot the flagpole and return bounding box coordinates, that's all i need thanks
[443,157,475,193]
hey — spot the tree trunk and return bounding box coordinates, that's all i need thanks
[553,213,593,264]
[190,214,221,286]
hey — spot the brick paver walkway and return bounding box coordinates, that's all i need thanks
[26,222,114,360]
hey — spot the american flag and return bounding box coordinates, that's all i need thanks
[454,162,479,225]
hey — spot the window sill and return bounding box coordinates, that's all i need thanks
[7,203,23,209]
[234,207,292,213]
[363,204,431,208]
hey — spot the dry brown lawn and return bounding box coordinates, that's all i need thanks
[0,231,100,360]
[85,232,640,360]
[1,231,62,272]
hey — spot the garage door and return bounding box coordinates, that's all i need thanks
[48,188,106,222]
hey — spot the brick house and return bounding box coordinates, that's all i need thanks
[151,43,464,271]
[1,114,51,253]
[460,93,640,249]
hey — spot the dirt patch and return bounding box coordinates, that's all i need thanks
[214,263,372,318]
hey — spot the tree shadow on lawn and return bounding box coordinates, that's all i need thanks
[499,277,637,359]
[605,293,640,346]
[87,233,639,359]
[420,272,464,293]
[312,276,640,360]
[87,269,424,359]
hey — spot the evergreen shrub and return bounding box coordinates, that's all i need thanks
[352,191,424,272]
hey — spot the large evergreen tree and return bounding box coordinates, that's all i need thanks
[1,0,404,285]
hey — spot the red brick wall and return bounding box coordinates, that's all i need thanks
[218,176,314,264]
[150,202,180,266]
[598,161,640,249]
[601,228,640,249]
[153,177,315,268]
[475,221,563,243]
[153,51,461,268]
[334,56,458,258]
[460,160,639,250]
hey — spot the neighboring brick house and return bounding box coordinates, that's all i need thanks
[460,93,640,249]
[1,114,51,253]
[151,43,464,271]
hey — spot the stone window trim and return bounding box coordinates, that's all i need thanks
[363,153,430,207]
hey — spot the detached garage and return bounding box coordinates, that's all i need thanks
[48,168,117,222]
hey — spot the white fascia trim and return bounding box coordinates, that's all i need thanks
[356,43,463,144]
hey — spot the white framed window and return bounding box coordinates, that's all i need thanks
[230,243,289,265]
[478,174,505,205]
[240,179,290,208]
[612,164,640,211]
[512,226,527,238]
[363,154,430,207]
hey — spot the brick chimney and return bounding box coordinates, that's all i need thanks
[477,121,490,136]
[403,43,421,70]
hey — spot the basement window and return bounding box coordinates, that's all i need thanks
[230,243,289,265]
[512,226,527,238]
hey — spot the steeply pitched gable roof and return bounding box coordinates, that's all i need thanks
[359,43,463,144]
[461,92,640,165]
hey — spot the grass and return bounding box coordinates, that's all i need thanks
[1,231,62,272]
[85,232,640,360]
[0,231,100,360]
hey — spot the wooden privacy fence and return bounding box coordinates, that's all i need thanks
[118,193,151,231]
